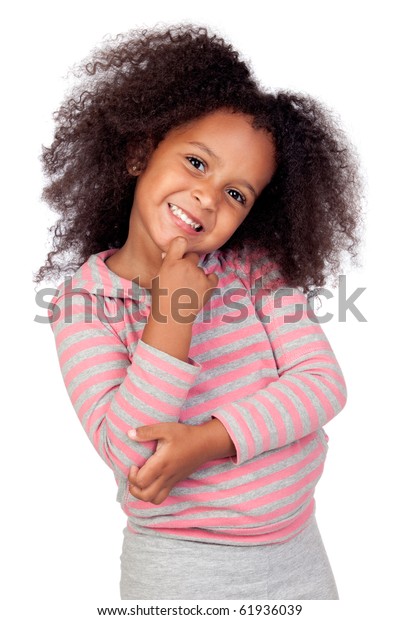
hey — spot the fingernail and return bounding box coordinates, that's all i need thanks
[161,252,166,259]
[128,429,137,439]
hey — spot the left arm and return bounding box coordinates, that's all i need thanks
[129,284,346,499]
[211,286,347,464]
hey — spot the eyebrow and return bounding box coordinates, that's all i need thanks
[188,141,221,163]
[187,141,258,198]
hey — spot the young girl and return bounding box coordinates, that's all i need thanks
[36,25,362,600]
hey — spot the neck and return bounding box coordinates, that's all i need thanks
[105,242,162,289]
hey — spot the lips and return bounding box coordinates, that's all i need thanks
[168,203,204,232]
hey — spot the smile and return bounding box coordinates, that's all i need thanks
[168,204,204,232]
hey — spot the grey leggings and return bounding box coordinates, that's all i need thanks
[120,516,339,600]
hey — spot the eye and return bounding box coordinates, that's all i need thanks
[227,188,246,205]
[186,156,206,172]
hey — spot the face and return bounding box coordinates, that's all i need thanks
[129,109,276,259]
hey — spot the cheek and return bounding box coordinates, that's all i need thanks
[230,210,248,231]
[217,213,247,242]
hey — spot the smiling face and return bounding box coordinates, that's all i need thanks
[127,109,276,269]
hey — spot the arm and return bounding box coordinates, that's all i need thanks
[129,278,345,502]
[211,281,347,465]
[51,237,221,486]
[125,237,234,503]
[51,290,202,483]
[128,253,345,500]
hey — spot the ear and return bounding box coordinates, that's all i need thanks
[126,161,142,177]
[126,137,154,177]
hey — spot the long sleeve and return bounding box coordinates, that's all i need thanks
[51,291,201,479]
[211,267,347,465]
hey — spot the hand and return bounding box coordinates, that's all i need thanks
[127,422,210,505]
[127,419,236,505]
[154,236,219,323]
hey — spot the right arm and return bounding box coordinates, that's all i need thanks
[51,236,224,497]
[51,282,201,483]
[125,237,237,504]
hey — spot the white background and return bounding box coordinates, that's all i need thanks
[1,1,399,618]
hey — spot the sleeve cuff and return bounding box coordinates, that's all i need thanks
[211,412,246,466]
[137,339,202,377]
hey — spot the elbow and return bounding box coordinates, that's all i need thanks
[91,419,132,478]
[309,360,347,419]
[339,371,348,411]
[94,419,151,477]
[332,362,348,415]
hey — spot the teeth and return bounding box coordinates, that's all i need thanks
[169,204,203,231]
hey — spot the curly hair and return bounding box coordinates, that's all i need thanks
[35,25,363,293]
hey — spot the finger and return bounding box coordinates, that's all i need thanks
[183,251,202,266]
[135,451,167,489]
[151,487,170,505]
[163,236,188,262]
[129,477,171,505]
[128,464,139,484]
[127,423,168,443]
[206,272,219,288]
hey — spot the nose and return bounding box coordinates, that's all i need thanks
[192,181,219,211]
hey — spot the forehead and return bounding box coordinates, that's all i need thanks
[162,110,275,159]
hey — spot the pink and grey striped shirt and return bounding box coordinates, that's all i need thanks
[51,248,346,545]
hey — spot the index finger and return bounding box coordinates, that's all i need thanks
[163,236,189,262]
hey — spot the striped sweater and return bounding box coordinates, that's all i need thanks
[51,248,346,545]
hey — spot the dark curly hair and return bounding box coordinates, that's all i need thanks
[35,25,363,293]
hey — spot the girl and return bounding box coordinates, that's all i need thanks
[36,26,362,600]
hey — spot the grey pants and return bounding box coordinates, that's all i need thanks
[120,516,339,600]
